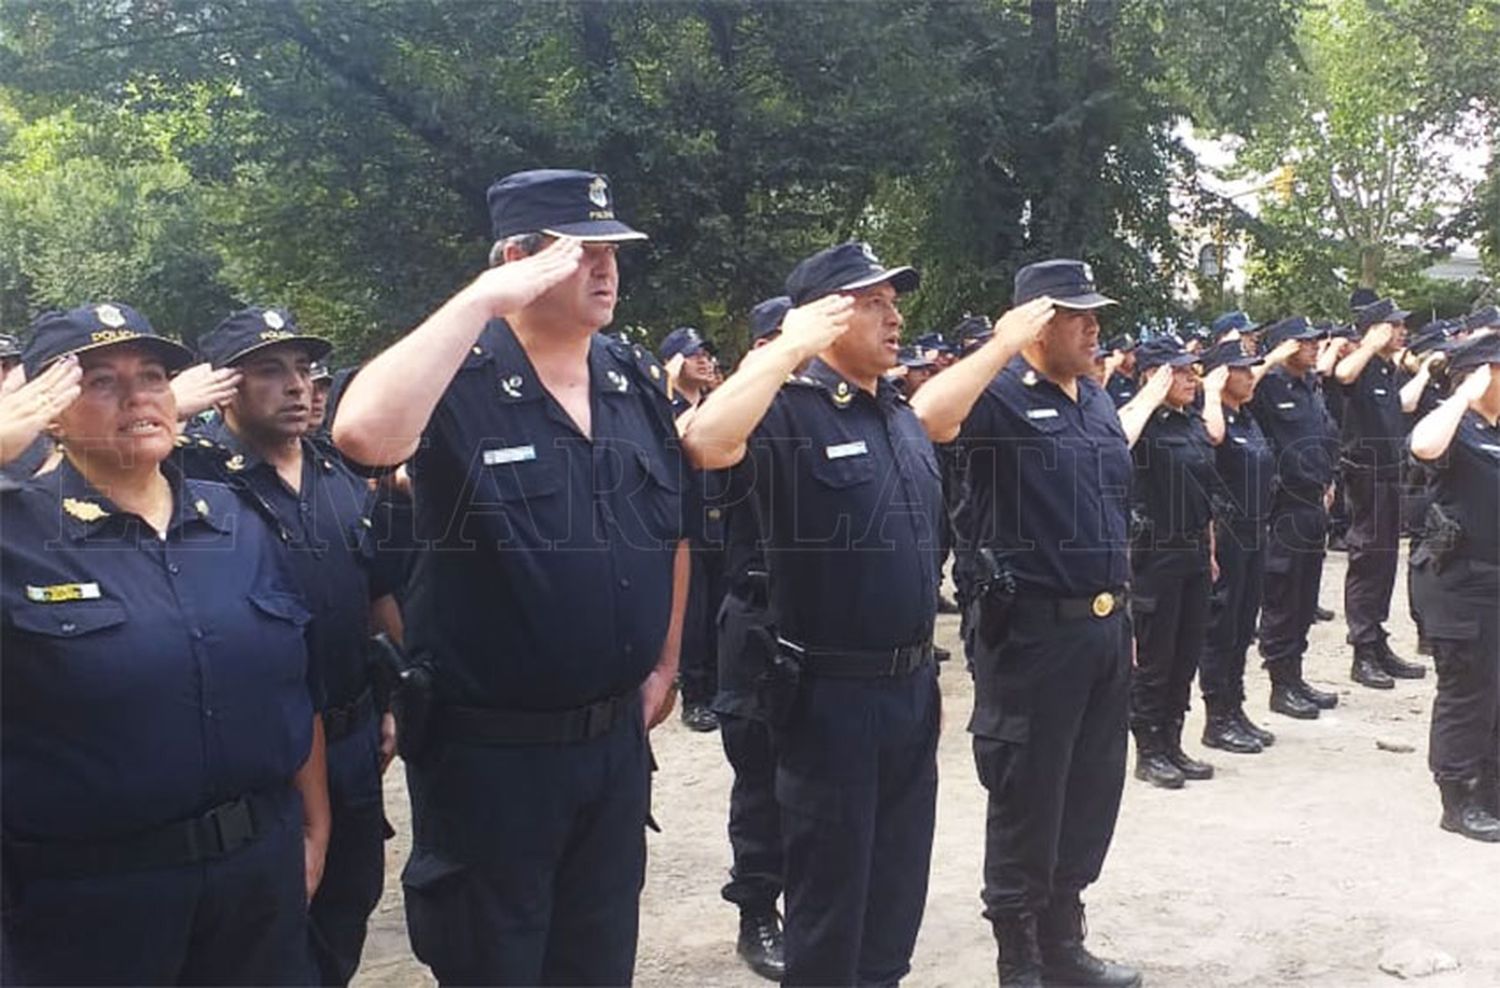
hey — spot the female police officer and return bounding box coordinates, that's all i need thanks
[2,303,329,984]
[1408,331,1500,842]
[1125,335,1218,789]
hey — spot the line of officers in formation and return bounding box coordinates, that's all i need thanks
[1,167,1496,988]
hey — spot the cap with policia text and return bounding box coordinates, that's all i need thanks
[785,242,919,307]
[487,169,648,243]
[22,303,193,378]
[198,307,333,369]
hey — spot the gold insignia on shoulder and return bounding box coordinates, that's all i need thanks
[194,498,210,518]
[197,438,214,448]
[1022,369,1039,387]
[63,497,109,522]
[174,434,190,448]
[264,310,285,330]
[832,380,854,408]
[225,454,246,472]
[95,304,126,328]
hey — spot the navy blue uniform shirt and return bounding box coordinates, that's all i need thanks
[2,459,317,842]
[720,461,767,591]
[400,321,688,710]
[1106,371,1137,408]
[1132,405,1216,542]
[1213,404,1275,525]
[178,419,385,709]
[1423,411,1500,564]
[747,359,942,650]
[1249,367,1339,495]
[1337,356,1406,476]
[957,356,1132,596]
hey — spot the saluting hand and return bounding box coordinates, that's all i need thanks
[1266,338,1302,367]
[1457,363,1493,405]
[1362,321,1395,353]
[0,355,81,466]
[468,235,587,319]
[1202,364,1230,396]
[1138,364,1174,408]
[991,296,1056,352]
[778,294,856,362]
[170,362,243,420]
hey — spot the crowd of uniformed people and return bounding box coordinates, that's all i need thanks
[1,168,1497,988]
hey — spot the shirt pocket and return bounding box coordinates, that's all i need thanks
[808,445,877,489]
[9,599,128,640]
[483,450,563,503]
[632,446,686,542]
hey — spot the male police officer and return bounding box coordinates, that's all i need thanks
[333,169,690,985]
[180,307,398,987]
[684,243,943,986]
[1251,316,1342,719]
[912,260,1139,988]
[1332,297,1427,687]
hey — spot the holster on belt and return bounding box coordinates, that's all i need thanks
[368,632,434,762]
[1416,502,1463,574]
[754,625,801,729]
[974,547,1018,650]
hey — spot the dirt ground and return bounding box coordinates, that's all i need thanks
[354,550,1500,987]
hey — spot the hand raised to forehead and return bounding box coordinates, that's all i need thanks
[0,354,82,466]
[1456,363,1493,404]
[1202,364,1230,394]
[779,293,856,361]
[472,235,588,319]
[170,362,243,420]
[992,296,1056,351]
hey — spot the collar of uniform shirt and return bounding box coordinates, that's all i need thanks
[52,456,227,540]
[803,357,900,407]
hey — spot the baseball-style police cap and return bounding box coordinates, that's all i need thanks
[1462,306,1500,333]
[487,169,647,243]
[1407,319,1453,356]
[954,315,994,355]
[1013,259,1117,310]
[659,326,714,361]
[1211,310,1260,340]
[914,330,955,356]
[198,306,334,369]
[0,333,21,361]
[785,242,919,307]
[1445,330,1500,372]
[21,303,193,378]
[1264,315,1321,349]
[1349,287,1380,311]
[749,296,792,341]
[1133,334,1197,370]
[1200,339,1263,371]
[1104,332,1137,353]
[310,360,333,383]
[1353,297,1411,329]
[898,346,935,370]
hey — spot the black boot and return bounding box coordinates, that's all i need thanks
[993,912,1044,987]
[1202,699,1262,754]
[1269,680,1319,719]
[1132,724,1185,789]
[1233,704,1276,747]
[1351,644,1395,689]
[1315,605,1336,620]
[736,908,785,981]
[1293,677,1338,709]
[1438,779,1500,843]
[1165,718,1214,779]
[1376,638,1426,679]
[681,702,719,732]
[1036,896,1142,988]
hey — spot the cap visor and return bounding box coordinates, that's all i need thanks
[543,221,648,243]
[1052,292,1118,311]
[838,266,920,296]
[1140,354,1199,370]
[223,335,335,368]
[34,336,197,378]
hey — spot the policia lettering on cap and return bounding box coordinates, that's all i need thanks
[911,259,1143,988]
[684,241,945,986]
[332,169,691,985]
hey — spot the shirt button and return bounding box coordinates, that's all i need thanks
[623,644,634,656]
[167,563,181,575]
[299,502,310,514]
[619,578,631,589]
[60,621,77,634]
[191,629,205,640]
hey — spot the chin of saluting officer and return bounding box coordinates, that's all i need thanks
[911,260,1140,988]
[177,307,401,987]
[2,304,328,985]
[684,242,943,987]
[332,169,690,986]
[1408,332,1500,843]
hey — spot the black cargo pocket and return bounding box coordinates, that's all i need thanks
[775,767,845,824]
[401,848,473,969]
[972,714,1030,794]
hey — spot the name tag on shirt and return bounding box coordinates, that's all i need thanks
[1480,443,1500,454]
[825,440,869,460]
[483,444,537,466]
[26,582,101,603]
[1233,436,1248,444]
[1373,388,1388,396]
[1025,407,1060,420]
[1276,401,1296,410]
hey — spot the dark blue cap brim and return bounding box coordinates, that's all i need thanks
[541,220,648,242]
[838,266,920,296]
[217,335,334,368]
[1052,292,1118,311]
[1139,353,1199,370]
[28,335,195,379]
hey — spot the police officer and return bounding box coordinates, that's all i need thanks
[711,294,791,981]
[1125,335,1219,787]
[2,303,328,984]
[1408,331,1500,841]
[332,169,688,985]
[683,242,943,986]
[912,259,1139,988]
[1103,333,1138,406]
[1251,316,1342,720]
[1398,319,1457,655]
[662,325,726,732]
[308,360,334,439]
[1333,298,1428,686]
[1199,340,1277,754]
[180,307,397,987]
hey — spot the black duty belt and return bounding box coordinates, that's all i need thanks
[439,690,635,746]
[5,789,281,879]
[324,687,376,742]
[1017,588,1129,621]
[777,637,934,678]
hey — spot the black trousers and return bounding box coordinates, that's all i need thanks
[1201,521,1265,704]
[1343,470,1401,646]
[309,716,388,987]
[972,605,1130,919]
[1412,557,1500,783]
[778,667,939,987]
[2,788,310,986]
[401,709,650,986]
[1259,494,1328,677]
[1130,547,1212,727]
[681,543,725,706]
